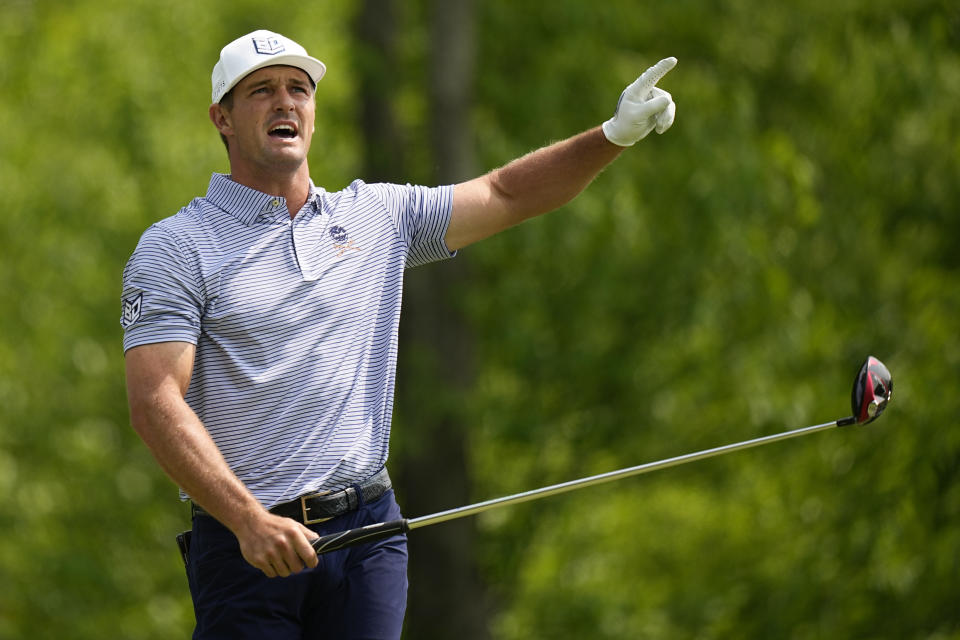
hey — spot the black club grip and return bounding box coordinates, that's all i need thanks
[311,518,410,555]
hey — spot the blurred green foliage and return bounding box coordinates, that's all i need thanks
[0,0,957,638]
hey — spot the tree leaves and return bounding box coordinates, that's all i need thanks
[0,0,956,638]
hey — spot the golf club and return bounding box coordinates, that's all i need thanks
[311,355,893,555]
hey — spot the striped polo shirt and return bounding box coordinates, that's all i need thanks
[121,173,454,508]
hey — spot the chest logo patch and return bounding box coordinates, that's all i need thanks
[121,293,143,328]
[329,225,362,257]
[329,226,348,243]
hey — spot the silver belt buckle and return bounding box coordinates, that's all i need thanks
[301,489,333,525]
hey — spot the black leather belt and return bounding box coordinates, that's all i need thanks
[192,467,392,525]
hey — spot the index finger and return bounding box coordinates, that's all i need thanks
[624,56,678,101]
[298,524,320,569]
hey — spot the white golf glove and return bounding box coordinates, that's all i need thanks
[602,57,677,146]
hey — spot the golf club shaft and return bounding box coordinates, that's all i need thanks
[312,417,850,555]
[409,419,844,529]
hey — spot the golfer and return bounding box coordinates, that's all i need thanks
[121,29,676,639]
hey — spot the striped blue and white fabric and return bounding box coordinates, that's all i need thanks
[121,173,455,508]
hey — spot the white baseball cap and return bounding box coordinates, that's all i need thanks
[211,30,326,104]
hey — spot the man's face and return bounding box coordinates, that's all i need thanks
[213,65,316,175]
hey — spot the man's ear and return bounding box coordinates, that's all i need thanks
[209,103,233,137]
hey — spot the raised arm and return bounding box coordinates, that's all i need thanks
[124,341,319,577]
[446,57,677,251]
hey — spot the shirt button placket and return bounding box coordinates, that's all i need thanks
[291,215,313,280]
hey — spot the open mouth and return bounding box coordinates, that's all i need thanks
[268,124,298,139]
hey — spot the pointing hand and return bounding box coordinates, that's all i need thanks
[602,57,677,146]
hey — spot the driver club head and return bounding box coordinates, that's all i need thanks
[851,356,893,424]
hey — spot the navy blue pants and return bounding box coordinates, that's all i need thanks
[186,489,408,639]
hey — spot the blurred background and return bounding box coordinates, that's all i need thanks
[1,0,958,638]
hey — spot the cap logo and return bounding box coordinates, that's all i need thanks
[252,36,286,55]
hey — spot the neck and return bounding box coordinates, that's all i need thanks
[228,161,311,218]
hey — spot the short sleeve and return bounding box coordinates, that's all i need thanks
[121,224,203,352]
[368,183,456,268]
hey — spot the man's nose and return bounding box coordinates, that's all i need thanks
[274,88,296,110]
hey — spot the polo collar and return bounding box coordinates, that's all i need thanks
[205,173,322,225]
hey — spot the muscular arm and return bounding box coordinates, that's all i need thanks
[446,57,677,251]
[446,126,623,250]
[124,341,318,577]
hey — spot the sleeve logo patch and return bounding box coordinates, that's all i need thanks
[121,293,143,328]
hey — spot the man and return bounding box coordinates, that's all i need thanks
[122,29,675,639]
